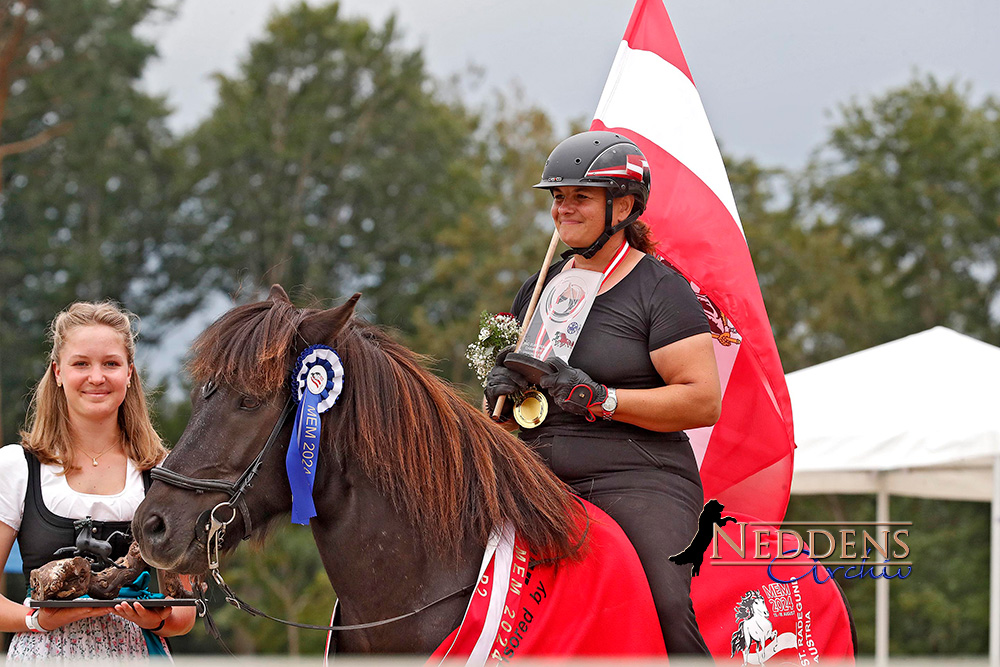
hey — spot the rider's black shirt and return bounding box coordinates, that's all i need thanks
[510,253,710,442]
[509,253,713,655]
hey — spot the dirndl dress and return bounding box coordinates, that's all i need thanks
[6,613,167,664]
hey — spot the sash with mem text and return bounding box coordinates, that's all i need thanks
[428,499,665,664]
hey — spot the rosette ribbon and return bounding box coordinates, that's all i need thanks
[287,345,344,524]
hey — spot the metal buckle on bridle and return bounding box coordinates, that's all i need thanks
[206,501,236,583]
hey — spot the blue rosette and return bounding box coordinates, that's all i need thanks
[287,345,344,524]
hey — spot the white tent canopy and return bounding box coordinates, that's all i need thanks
[791,326,1000,500]
[787,326,1000,666]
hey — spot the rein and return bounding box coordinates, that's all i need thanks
[150,392,473,634]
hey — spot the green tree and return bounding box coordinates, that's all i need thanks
[0,0,74,187]
[166,1,484,330]
[0,0,176,444]
[730,156,873,371]
[802,75,1000,355]
[890,497,989,654]
[736,76,1000,371]
[409,91,559,388]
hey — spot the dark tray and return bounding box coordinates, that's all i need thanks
[30,598,198,608]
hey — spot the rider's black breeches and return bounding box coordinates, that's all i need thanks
[529,432,712,657]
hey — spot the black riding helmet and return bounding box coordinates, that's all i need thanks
[533,130,651,259]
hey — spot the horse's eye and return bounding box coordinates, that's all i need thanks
[239,395,261,411]
[201,380,217,399]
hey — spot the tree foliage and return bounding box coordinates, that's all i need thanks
[800,76,1000,358]
[0,0,174,444]
[729,157,870,371]
[738,76,1000,371]
[164,2,484,331]
[409,92,558,388]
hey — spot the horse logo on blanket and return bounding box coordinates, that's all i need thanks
[731,591,778,665]
[691,512,856,665]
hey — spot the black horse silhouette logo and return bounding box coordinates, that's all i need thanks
[669,499,736,576]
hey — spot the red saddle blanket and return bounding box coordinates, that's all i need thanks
[691,512,856,665]
[427,499,666,663]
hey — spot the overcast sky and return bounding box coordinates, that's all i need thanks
[140,0,1000,169]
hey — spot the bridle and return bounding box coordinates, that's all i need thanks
[148,382,472,635]
[150,384,297,553]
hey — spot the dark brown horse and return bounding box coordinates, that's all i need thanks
[132,286,592,653]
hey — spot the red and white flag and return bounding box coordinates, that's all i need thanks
[592,0,795,522]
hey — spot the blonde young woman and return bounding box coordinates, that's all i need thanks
[0,302,196,662]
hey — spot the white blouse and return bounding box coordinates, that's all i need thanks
[0,444,145,532]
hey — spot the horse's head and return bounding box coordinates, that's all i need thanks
[133,286,360,573]
[736,590,769,621]
[752,594,769,618]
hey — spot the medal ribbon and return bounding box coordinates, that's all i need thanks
[287,387,322,524]
[287,345,344,525]
[531,239,630,360]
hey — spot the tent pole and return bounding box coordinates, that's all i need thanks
[876,476,889,667]
[991,456,1000,667]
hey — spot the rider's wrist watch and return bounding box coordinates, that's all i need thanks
[601,387,617,421]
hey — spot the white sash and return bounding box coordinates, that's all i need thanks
[519,241,630,363]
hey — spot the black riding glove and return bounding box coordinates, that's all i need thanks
[538,358,608,421]
[484,346,530,422]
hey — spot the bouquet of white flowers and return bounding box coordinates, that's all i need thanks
[466,311,521,388]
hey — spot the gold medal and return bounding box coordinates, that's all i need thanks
[513,389,548,429]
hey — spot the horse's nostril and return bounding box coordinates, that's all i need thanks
[143,512,166,539]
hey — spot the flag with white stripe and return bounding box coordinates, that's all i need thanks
[592,0,795,522]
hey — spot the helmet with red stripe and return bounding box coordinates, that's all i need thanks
[533,131,651,259]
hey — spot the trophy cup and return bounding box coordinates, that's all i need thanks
[505,269,603,429]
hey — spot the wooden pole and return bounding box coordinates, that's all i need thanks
[492,229,561,419]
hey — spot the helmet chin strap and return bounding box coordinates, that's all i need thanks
[561,193,640,260]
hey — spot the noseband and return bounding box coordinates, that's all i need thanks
[150,394,297,551]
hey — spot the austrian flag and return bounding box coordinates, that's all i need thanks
[592,0,796,522]
[625,154,648,181]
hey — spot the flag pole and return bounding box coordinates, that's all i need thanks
[492,229,561,420]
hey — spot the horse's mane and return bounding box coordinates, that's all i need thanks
[189,298,586,560]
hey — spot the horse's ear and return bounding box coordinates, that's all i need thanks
[299,293,362,345]
[269,284,291,304]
